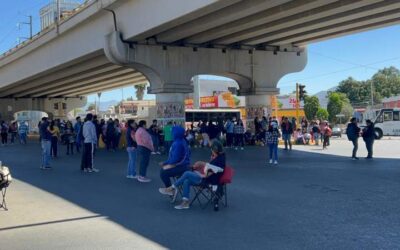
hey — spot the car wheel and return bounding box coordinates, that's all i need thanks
[374,128,383,140]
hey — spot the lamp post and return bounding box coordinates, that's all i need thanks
[97,92,102,116]
[370,80,374,108]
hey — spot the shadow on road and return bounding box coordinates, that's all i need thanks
[1,141,399,249]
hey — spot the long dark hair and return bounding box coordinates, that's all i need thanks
[138,120,146,128]
[127,119,136,129]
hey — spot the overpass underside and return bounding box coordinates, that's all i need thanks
[0,0,400,122]
[0,54,146,98]
[131,0,400,47]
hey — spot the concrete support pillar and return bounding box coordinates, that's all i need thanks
[156,93,186,127]
[245,94,272,132]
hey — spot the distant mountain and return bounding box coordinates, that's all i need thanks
[313,86,337,108]
[84,100,119,111]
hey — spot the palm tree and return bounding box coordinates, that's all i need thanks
[134,84,146,100]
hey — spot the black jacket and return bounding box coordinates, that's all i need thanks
[362,124,375,140]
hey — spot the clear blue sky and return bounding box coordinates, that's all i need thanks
[1,1,400,102]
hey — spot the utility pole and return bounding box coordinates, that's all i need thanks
[97,92,102,116]
[17,15,33,41]
[28,15,32,39]
[296,83,300,129]
[56,0,60,34]
[370,80,374,108]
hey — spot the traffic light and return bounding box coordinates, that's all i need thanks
[298,84,307,100]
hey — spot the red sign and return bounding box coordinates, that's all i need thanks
[184,99,194,109]
[200,96,218,108]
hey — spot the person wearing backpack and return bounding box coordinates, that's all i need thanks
[346,117,361,160]
[362,119,375,159]
[322,123,332,149]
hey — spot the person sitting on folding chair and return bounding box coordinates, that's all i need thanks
[159,140,225,210]
[159,126,191,189]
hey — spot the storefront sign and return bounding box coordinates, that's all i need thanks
[184,99,194,109]
[200,96,218,108]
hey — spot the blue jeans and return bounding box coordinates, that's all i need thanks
[160,165,189,187]
[152,134,159,152]
[268,143,278,161]
[114,133,121,150]
[127,147,137,176]
[174,171,202,200]
[282,133,292,149]
[19,133,27,144]
[41,140,51,167]
[137,146,151,177]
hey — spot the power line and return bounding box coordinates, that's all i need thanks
[279,56,400,86]
[0,0,49,31]
[0,26,19,46]
[309,50,380,71]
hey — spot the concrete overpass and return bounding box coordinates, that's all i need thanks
[0,0,399,122]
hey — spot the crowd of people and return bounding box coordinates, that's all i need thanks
[0,120,29,146]
[37,113,227,210]
[1,111,379,210]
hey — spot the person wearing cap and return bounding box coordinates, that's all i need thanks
[159,140,226,210]
[362,119,375,159]
[266,121,281,165]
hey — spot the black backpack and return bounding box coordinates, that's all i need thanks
[346,124,355,141]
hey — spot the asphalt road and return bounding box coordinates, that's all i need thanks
[0,138,399,250]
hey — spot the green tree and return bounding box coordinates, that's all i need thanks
[327,92,344,123]
[335,67,400,106]
[327,92,353,123]
[303,96,320,120]
[316,108,329,120]
[134,84,147,100]
[340,102,354,124]
[336,77,365,104]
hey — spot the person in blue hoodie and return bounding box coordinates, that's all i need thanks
[159,126,191,189]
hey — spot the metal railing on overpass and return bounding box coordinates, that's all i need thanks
[0,0,95,59]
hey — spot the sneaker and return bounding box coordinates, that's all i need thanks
[269,159,273,164]
[151,152,157,155]
[235,147,238,150]
[352,157,359,160]
[44,166,52,170]
[91,168,100,172]
[40,166,45,170]
[138,176,151,183]
[274,161,278,165]
[126,175,136,179]
[156,151,161,155]
[365,157,373,160]
[174,201,190,210]
[213,199,219,211]
[87,168,93,173]
[159,187,174,196]
[241,147,244,150]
